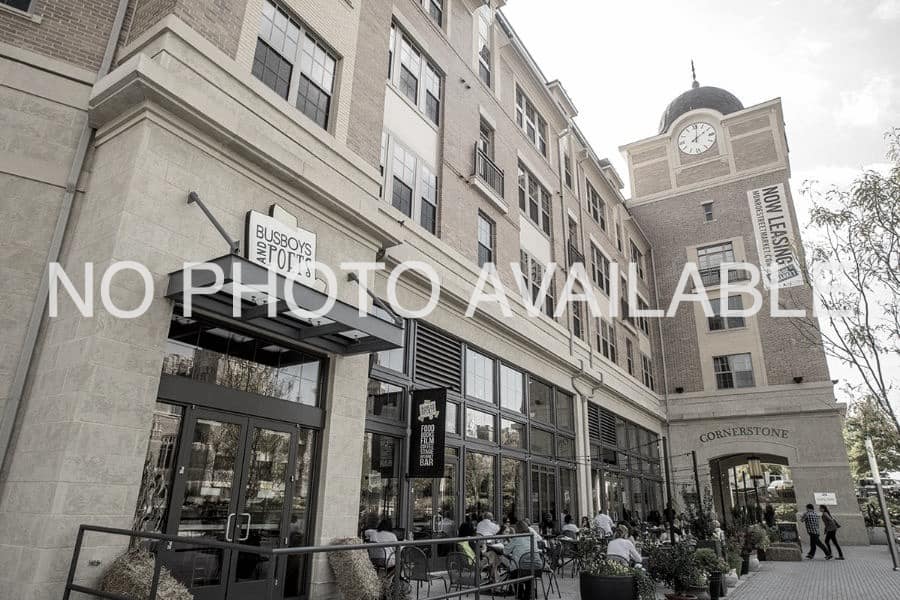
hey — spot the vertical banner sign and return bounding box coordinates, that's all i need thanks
[244,210,317,285]
[409,388,447,478]
[746,183,803,289]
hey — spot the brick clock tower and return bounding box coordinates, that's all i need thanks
[621,74,865,542]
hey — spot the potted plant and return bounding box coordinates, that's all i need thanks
[744,524,769,569]
[647,541,701,600]
[694,548,728,599]
[577,529,637,600]
[723,544,741,587]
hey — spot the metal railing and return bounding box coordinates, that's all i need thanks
[474,144,504,198]
[63,524,538,600]
[567,243,584,267]
[698,267,751,287]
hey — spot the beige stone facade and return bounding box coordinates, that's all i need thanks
[0,1,864,598]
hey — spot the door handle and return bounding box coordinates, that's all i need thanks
[239,513,252,542]
[225,513,236,542]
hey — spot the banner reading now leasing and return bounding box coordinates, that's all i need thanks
[747,183,803,289]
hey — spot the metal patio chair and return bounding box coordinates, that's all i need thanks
[518,551,560,600]
[399,546,447,599]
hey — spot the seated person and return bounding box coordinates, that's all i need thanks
[561,514,580,537]
[659,528,682,544]
[368,519,399,568]
[457,521,478,561]
[521,518,544,548]
[606,525,642,566]
[476,512,500,537]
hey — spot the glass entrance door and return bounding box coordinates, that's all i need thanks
[409,448,459,568]
[165,408,315,600]
[530,463,557,534]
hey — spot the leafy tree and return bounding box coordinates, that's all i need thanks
[792,128,900,435]
[843,395,900,479]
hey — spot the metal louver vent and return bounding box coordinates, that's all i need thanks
[587,403,601,441]
[414,325,462,392]
[600,408,618,448]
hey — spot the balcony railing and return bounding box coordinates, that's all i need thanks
[474,143,504,198]
[699,267,751,287]
[567,243,585,267]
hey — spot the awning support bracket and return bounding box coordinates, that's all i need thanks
[188,191,240,255]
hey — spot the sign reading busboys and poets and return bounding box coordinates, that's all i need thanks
[245,209,317,285]
[409,388,448,478]
[747,183,803,289]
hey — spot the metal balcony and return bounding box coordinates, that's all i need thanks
[698,267,752,287]
[567,243,585,267]
[473,143,504,198]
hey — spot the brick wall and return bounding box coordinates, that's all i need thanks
[0,0,119,70]
[123,0,246,59]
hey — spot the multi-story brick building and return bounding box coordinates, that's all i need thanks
[0,0,860,597]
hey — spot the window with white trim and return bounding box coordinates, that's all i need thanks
[388,24,443,126]
[477,212,495,267]
[253,1,337,130]
[476,2,492,87]
[702,201,714,222]
[598,319,617,363]
[424,0,443,26]
[630,241,645,280]
[708,296,745,331]
[383,134,439,234]
[615,222,623,252]
[714,353,755,389]
[636,297,651,335]
[587,182,606,231]
[564,154,573,189]
[515,86,548,157]
[641,354,655,390]
[697,241,736,285]
[520,250,555,318]
[625,337,635,376]
[2,0,31,11]
[517,163,551,235]
[590,244,610,295]
[572,300,584,340]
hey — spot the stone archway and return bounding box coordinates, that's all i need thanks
[710,453,793,528]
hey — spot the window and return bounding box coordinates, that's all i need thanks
[389,25,442,126]
[702,202,714,222]
[530,427,553,456]
[465,453,495,520]
[637,297,651,335]
[476,3,492,86]
[372,313,404,372]
[709,296,746,331]
[425,0,443,26]
[564,154,573,188]
[420,166,438,233]
[367,380,404,421]
[383,135,439,234]
[500,364,525,413]
[254,1,336,129]
[620,276,631,325]
[641,354,655,390]
[598,319,617,363]
[466,349,494,403]
[615,222,623,252]
[590,245,610,294]
[630,241,645,280]
[557,436,576,460]
[517,163,551,235]
[714,353,755,389]
[502,458,527,521]
[479,118,495,159]
[465,408,495,442]
[446,402,459,434]
[515,86,548,156]
[2,0,31,10]
[697,242,736,285]
[520,250,555,318]
[391,143,415,216]
[359,433,401,535]
[477,212,495,267]
[587,183,606,230]
[556,392,575,431]
[501,419,526,448]
[567,216,579,248]
[529,377,553,424]
[625,338,635,376]
[572,301,584,340]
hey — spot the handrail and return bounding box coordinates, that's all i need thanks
[64,524,538,600]
[473,143,505,198]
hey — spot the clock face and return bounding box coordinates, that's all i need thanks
[677,122,717,155]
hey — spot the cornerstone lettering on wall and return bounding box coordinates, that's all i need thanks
[698,425,790,443]
[747,183,803,289]
[409,388,448,478]
[244,209,317,285]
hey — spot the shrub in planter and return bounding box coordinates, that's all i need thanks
[647,541,701,599]
[327,537,381,600]
[693,548,727,600]
[577,529,654,600]
[746,524,770,552]
[99,548,192,600]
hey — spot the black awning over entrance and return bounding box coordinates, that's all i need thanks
[165,254,404,356]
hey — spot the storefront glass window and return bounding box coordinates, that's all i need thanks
[556,391,574,432]
[285,429,317,597]
[530,427,553,457]
[465,408,495,442]
[528,378,553,425]
[500,419,526,449]
[557,436,575,460]
[499,364,524,413]
[530,464,557,531]
[465,349,494,403]
[465,452,495,520]
[446,402,458,435]
[358,433,401,535]
[372,314,405,372]
[366,379,404,422]
[501,458,527,521]
[132,402,184,533]
[560,468,578,521]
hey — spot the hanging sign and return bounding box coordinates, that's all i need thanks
[746,183,803,289]
[244,209,317,285]
[814,492,837,506]
[408,388,448,478]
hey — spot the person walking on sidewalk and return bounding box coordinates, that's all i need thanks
[820,505,845,560]
[801,504,832,560]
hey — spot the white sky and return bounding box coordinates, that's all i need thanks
[503,0,900,407]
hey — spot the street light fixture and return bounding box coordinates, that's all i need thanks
[747,456,764,523]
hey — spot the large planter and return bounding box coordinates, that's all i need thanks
[579,573,634,600]
[756,548,766,561]
[664,594,698,600]
[868,527,888,545]
[708,571,723,600]
[689,586,710,600]
[724,569,738,587]
[748,556,760,572]
[740,555,749,576]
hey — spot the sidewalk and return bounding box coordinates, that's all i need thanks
[729,545,900,600]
